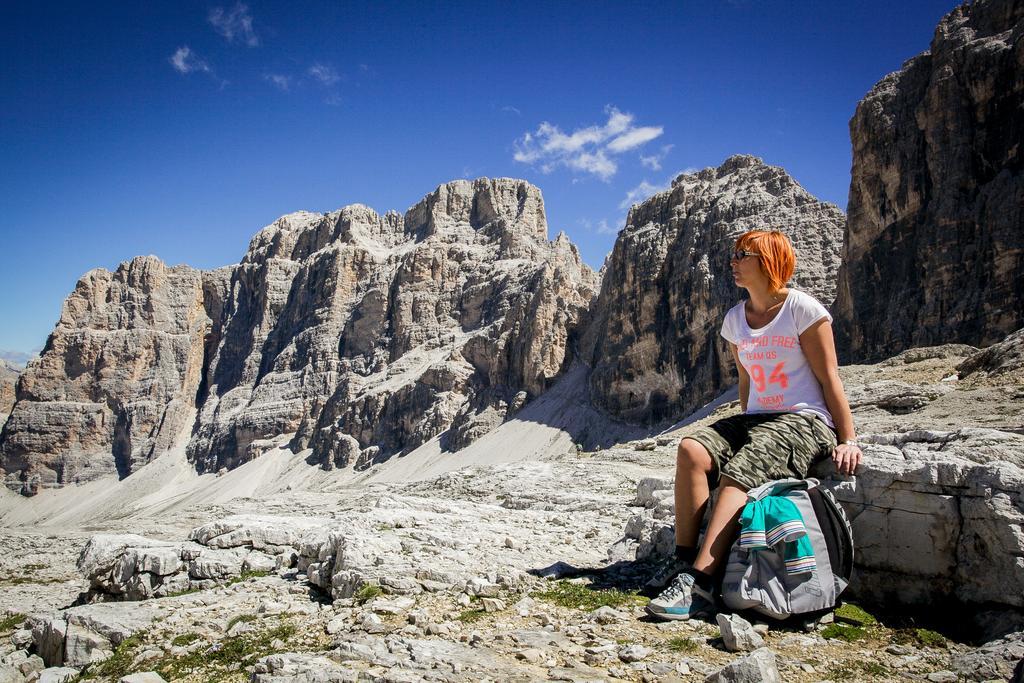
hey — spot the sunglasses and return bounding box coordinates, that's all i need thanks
[730,250,761,261]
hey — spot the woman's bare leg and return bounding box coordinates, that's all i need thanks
[674,439,714,548]
[692,475,748,574]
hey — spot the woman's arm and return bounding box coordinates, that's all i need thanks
[729,343,750,412]
[799,319,862,476]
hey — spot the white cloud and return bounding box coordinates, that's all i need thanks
[619,178,673,210]
[501,105,521,116]
[264,73,291,91]
[513,106,664,181]
[578,217,621,236]
[640,144,675,171]
[607,126,664,153]
[169,46,210,74]
[309,63,341,85]
[209,3,259,46]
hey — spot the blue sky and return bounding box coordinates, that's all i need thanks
[0,0,959,356]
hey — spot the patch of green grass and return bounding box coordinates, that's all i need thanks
[457,608,486,623]
[0,613,25,633]
[0,576,65,586]
[77,632,147,680]
[531,581,647,611]
[821,623,867,642]
[22,563,46,571]
[665,636,699,653]
[827,660,891,680]
[893,627,947,648]
[226,614,257,632]
[170,632,201,647]
[154,620,298,683]
[835,603,878,626]
[225,569,271,587]
[354,583,382,604]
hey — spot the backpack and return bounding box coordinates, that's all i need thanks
[721,478,854,621]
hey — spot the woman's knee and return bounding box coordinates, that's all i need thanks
[676,438,713,472]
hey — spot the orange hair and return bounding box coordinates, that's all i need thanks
[734,230,795,291]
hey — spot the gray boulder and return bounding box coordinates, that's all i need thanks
[704,648,780,683]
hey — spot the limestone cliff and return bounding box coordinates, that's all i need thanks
[186,178,598,473]
[582,155,845,425]
[834,0,1024,361]
[0,179,599,493]
[0,257,209,494]
[0,360,18,432]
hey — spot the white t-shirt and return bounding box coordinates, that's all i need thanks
[720,289,835,427]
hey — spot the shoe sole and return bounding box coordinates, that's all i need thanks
[645,604,691,621]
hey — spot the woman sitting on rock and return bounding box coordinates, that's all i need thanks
[646,229,862,621]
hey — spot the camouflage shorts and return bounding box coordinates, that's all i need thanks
[685,412,837,490]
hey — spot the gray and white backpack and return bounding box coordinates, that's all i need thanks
[721,478,854,621]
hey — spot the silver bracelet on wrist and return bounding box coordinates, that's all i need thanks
[842,439,859,447]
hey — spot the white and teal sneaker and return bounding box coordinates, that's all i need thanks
[644,554,690,591]
[645,571,715,621]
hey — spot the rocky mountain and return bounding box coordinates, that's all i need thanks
[0,259,208,493]
[0,361,18,432]
[834,0,1024,362]
[582,155,844,425]
[0,179,599,495]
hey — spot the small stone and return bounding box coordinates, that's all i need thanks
[456,593,472,607]
[358,613,383,630]
[779,635,823,648]
[38,668,81,683]
[513,596,536,617]
[926,672,958,683]
[717,613,765,652]
[466,578,501,597]
[426,623,452,636]
[517,648,544,663]
[11,630,33,649]
[325,615,348,635]
[647,662,674,676]
[480,598,505,612]
[589,606,628,624]
[617,645,652,663]
[634,439,657,451]
[705,648,781,683]
[119,674,169,683]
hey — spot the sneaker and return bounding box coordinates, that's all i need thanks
[644,554,690,590]
[645,571,716,621]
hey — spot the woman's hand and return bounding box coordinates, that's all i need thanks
[832,443,862,476]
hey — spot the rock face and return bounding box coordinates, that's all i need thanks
[582,155,844,425]
[0,179,598,493]
[0,257,209,495]
[187,179,597,473]
[0,360,18,431]
[834,0,1024,362]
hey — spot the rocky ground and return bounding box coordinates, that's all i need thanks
[1,336,1023,682]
